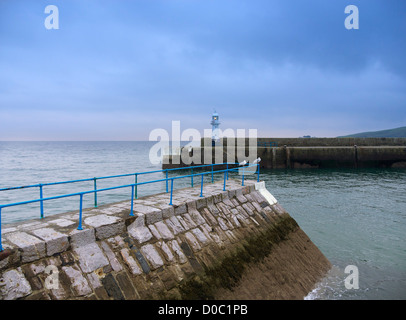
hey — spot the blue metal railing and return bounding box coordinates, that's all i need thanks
[0,162,260,251]
[257,141,278,147]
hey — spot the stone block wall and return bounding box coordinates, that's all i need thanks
[0,179,331,300]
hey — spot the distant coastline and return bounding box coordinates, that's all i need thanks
[339,126,406,138]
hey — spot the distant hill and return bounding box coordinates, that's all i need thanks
[340,126,406,138]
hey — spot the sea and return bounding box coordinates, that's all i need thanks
[0,141,405,300]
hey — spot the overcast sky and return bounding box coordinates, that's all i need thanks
[0,0,405,140]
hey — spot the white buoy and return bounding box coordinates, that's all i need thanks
[239,160,247,166]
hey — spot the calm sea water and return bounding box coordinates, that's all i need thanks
[1,141,405,300]
[261,168,406,300]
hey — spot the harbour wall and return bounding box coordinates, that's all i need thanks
[0,179,331,300]
[162,138,406,169]
[255,137,406,147]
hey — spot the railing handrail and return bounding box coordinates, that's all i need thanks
[0,162,238,192]
[0,162,260,251]
[257,141,278,147]
[0,166,249,209]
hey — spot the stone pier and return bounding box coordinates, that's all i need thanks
[0,179,331,300]
[163,137,406,169]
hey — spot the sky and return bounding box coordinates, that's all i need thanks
[0,0,405,140]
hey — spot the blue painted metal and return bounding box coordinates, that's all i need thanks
[0,169,175,193]
[165,170,168,193]
[200,174,204,197]
[130,185,135,217]
[257,141,278,148]
[39,184,44,219]
[93,178,98,207]
[78,193,84,230]
[0,162,259,251]
[257,164,260,182]
[169,179,174,205]
[242,167,245,186]
[134,174,138,199]
[0,207,2,252]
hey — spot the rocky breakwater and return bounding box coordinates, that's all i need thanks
[0,179,331,300]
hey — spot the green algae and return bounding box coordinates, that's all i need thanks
[178,214,299,300]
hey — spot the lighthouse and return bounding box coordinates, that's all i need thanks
[211,111,220,146]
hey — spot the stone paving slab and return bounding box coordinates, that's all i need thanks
[74,242,109,273]
[0,178,280,301]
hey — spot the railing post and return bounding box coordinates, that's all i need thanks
[223,171,226,191]
[242,166,245,186]
[78,193,84,230]
[257,163,260,182]
[134,174,138,199]
[191,168,194,187]
[39,184,44,219]
[166,170,169,193]
[200,174,204,197]
[93,178,98,207]
[130,185,135,216]
[211,164,214,183]
[226,163,229,180]
[169,179,174,205]
[0,207,3,252]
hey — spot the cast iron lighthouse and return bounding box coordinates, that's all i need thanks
[211,111,220,145]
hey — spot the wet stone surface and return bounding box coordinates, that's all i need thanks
[0,178,299,301]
